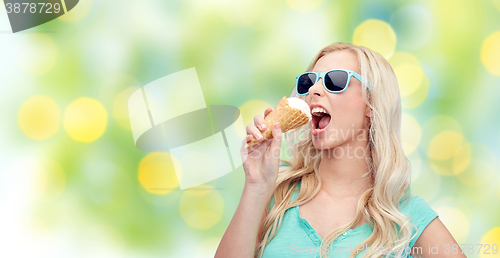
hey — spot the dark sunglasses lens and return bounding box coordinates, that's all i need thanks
[297,73,316,94]
[325,70,349,92]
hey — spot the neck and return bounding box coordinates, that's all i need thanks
[318,139,373,199]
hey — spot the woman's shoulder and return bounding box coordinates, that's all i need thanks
[398,194,439,247]
[398,194,436,215]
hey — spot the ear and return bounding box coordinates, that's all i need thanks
[365,105,372,118]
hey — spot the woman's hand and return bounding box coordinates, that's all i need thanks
[240,107,282,195]
[216,111,282,258]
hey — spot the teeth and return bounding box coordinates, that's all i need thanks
[311,107,329,117]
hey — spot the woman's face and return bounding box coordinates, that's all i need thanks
[305,50,371,150]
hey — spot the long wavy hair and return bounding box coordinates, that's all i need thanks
[255,42,417,258]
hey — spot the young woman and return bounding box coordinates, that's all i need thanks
[216,42,465,258]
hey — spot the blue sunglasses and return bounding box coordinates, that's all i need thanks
[295,69,369,95]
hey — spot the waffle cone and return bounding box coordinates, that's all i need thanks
[246,96,310,148]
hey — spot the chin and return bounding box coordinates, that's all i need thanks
[311,133,337,150]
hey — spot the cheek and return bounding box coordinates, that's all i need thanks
[305,95,312,106]
[329,96,366,126]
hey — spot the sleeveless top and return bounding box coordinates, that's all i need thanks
[262,165,439,258]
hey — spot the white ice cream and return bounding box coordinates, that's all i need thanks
[287,97,311,121]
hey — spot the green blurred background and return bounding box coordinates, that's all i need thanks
[0,0,499,257]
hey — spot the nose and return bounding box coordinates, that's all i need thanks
[308,78,324,97]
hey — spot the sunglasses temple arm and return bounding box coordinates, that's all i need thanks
[353,73,369,89]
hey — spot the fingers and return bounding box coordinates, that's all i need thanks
[243,134,253,145]
[246,124,263,141]
[248,137,271,152]
[269,122,282,157]
[243,108,273,149]
[253,114,267,132]
[264,107,272,118]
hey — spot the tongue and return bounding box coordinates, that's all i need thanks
[318,115,331,129]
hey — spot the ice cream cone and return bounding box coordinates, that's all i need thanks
[245,96,310,148]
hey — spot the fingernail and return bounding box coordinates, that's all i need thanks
[257,134,263,140]
[261,123,266,130]
[276,123,280,129]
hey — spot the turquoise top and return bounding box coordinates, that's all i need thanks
[262,166,439,258]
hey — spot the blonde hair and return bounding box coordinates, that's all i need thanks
[255,42,417,258]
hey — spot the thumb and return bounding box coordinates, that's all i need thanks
[269,122,282,158]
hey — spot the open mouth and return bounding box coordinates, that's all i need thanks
[311,107,331,135]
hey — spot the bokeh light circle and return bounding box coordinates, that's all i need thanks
[394,64,423,97]
[14,33,57,76]
[428,132,469,177]
[179,186,224,230]
[63,97,108,142]
[421,115,462,147]
[480,227,500,258]
[452,143,471,175]
[403,75,429,109]
[481,31,500,76]
[138,152,180,195]
[401,113,421,155]
[427,131,464,160]
[353,19,397,59]
[18,96,61,140]
[388,52,429,109]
